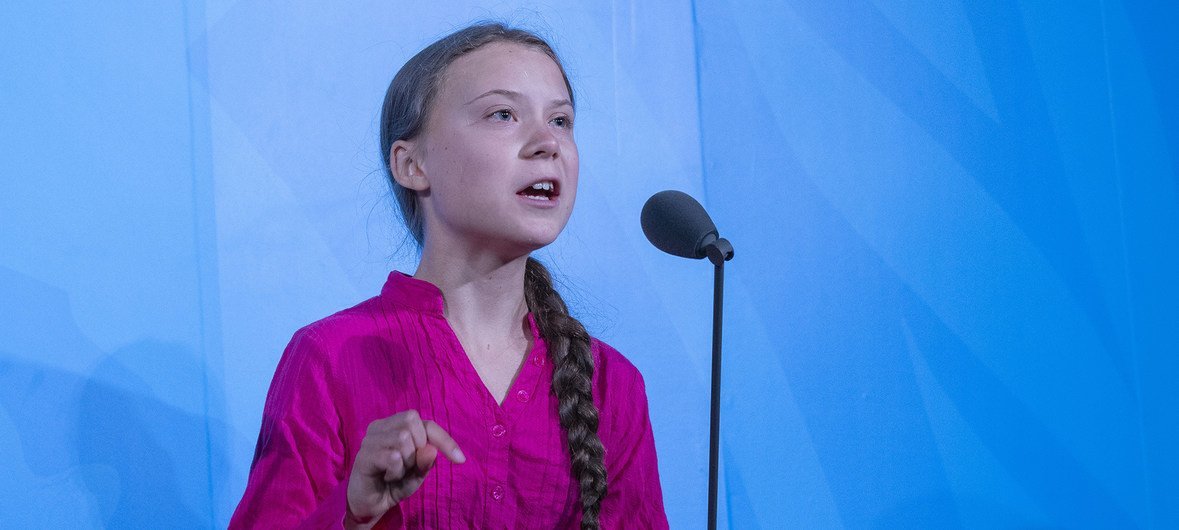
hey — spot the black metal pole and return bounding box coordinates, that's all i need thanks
[707,258,724,530]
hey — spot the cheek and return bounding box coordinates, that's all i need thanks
[565,144,580,191]
[566,142,579,168]
[428,136,497,189]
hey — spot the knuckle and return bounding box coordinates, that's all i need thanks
[367,416,395,435]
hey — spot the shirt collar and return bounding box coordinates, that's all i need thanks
[378,272,544,342]
[381,271,447,314]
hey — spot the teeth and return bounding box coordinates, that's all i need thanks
[530,181,554,191]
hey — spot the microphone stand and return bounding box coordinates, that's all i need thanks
[703,237,733,530]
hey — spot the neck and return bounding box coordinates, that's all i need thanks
[413,241,531,343]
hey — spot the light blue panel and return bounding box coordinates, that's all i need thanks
[694,0,1178,527]
[0,0,223,528]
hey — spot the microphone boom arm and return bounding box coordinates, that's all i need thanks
[702,235,734,266]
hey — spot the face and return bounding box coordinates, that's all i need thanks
[398,42,578,258]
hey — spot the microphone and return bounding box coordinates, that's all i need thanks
[640,190,733,265]
[639,189,734,530]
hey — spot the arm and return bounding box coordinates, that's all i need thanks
[598,360,670,529]
[228,328,403,530]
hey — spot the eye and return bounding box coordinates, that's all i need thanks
[551,115,573,129]
[488,109,513,122]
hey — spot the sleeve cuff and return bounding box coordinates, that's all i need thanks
[294,479,403,530]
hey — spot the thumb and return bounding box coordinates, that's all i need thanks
[415,444,439,473]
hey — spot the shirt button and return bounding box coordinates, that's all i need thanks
[516,389,530,403]
[491,484,505,501]
[490,423,507,437]
[532,355,544,367]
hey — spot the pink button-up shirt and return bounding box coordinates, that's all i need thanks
[229,272,668,529]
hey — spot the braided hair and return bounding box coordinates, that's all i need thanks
[524,257,607,527]
[378,22,607,528]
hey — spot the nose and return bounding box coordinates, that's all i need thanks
[520,122,560,160]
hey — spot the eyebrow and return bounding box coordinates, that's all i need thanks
[465,88,572,108]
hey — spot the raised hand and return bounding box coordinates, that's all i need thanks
[345,410,466,528]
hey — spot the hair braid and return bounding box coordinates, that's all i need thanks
[524,257,607,529]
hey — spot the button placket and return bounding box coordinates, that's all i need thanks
[486,412,511,509]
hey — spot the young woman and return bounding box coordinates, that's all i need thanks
[229,23,668,529]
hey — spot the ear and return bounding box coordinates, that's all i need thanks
[390,139,429,192]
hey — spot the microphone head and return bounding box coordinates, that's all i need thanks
[641,190,718,259]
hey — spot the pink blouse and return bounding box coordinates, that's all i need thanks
[229,272,668,529]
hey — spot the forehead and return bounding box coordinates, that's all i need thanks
[437,42,569,101]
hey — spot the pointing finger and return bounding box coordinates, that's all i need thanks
[424,420,466,464]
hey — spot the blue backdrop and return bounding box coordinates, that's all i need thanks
[2,1,1176,528]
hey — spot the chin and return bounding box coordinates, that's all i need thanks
[476,228,560,260]
[513,227,564,253]
[515,217,568,245]
[522,233,561,250]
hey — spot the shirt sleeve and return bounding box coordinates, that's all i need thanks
[228,327,404,530]
[598,356,670,529]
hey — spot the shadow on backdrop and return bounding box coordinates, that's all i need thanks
[0,267,229,528]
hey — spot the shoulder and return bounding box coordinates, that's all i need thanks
[590,338,640,377]
[291,296,387,352]
[589,337,649,408]
[268,295,397,382]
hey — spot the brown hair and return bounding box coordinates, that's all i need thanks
[378,22,606,528]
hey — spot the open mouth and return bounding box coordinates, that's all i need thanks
[517,179,559,201]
